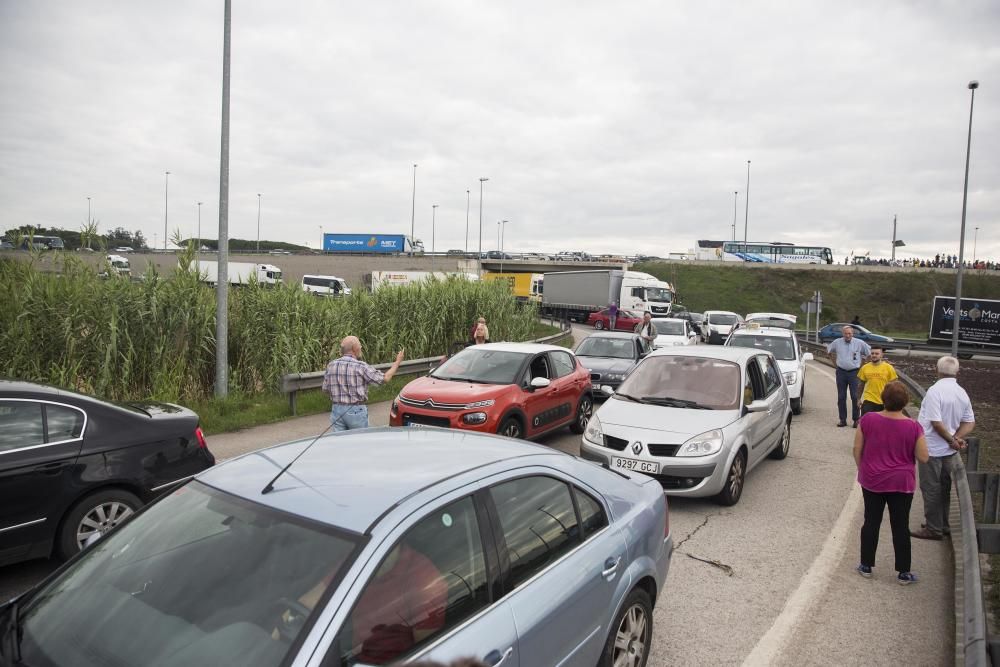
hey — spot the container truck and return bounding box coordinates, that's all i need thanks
[540,270,675,321]
[483,272,543,303]
[194,261,283,286]
[321,233,419,254]
[366,270,477,291]
[928,296,1000,355]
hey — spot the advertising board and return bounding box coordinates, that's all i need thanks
[928,296,1000,348]
[323,234,407,254]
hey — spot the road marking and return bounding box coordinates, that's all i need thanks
[741,363,861,666]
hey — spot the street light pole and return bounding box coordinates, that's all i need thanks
[500,220,508,273]
[478,177,488,276]
[731,191,737,242]
[431,204,438,256]
[465,189,470,255]
[974,226,979,263]
[410,164,417,255]
[256,193,262,254]
[164,171,170,250]
[215,0,232,398]
[891,214,897,262]
[87,196,91,225]
[952,80,979,357]
[743,161,750,257]
[197,202,203,252]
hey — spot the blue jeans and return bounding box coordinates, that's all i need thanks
[330,404,369,431]
[835,367,860,423]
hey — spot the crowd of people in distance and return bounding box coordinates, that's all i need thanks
[847,253,999,270]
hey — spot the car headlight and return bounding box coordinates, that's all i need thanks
[605,373,625,381]
[466,399,495,409]
[783,371,797,385]
[584,414,603,444]
[677,429,724,457]
[390,397,399,417]
[462,412,488,425]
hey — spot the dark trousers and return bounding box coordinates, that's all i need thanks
[860,488,913,572]
[860,400,884,416]
[835,367,860,423]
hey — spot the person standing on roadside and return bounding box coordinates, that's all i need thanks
[634,311,658,345]
[473,317,490,344]
[911,355,976,541]
[857,344,898,416]
[853,381,929,584]
[827,325,871,428]
[608,301,618,330]
[321,336,404,431]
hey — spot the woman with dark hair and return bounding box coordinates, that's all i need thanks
[853,380,929,584]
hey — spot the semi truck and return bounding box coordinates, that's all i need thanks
[194,261,283,286]
[540,270,675,322]
[928,296,1000,355]
[321,233,421,254]
[366,270,477,291]
[483,272,543,303]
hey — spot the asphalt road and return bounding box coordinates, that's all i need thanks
[0,327,953,665]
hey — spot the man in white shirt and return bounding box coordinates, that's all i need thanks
[912,355,976,540]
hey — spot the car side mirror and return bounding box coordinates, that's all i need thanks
[600,384,615,396]
[746,399,769,413]
[802,352,814,362]
[529,377,551,390]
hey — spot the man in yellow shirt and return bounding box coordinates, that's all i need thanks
[857,345,898,418]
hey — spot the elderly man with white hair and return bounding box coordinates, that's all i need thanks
[321,336,404,430]
[911,355,976,541]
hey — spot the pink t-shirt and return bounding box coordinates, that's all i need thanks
[857,412,924,493]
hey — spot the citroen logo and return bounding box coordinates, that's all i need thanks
[632,441,643,455]
[423,399,435,407]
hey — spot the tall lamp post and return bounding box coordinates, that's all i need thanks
[500,220,508,273]
[478,177,488,276]
[973,226,980,263]
[410,164,417,255]
[731,191,738,242]
[197,201,203,252]
[431,204,438,256]
[164,171,170,250]
[86,196,92,250]
[256,193,262,253]
[952,80,980,357]
[743,161,751,257]
[465,189,470,255]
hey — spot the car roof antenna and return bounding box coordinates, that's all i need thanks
[261,424,334,495]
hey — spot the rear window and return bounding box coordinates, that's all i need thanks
[709,314,738,325]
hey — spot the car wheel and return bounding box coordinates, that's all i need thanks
[594,320,605,330]
[569,394,593,434]
[791,397,802,415]
[599,587,653,667]
[497,416,524,440]
[57,488,141,560]
[715,450,746,506]
[770,419,791,460]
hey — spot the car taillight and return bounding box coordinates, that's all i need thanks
[194,426,208,449]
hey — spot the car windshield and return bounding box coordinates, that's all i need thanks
[709,313,739,325]
[616,356,741,410]
[644,287,673,302]
[747,317,795,329]
[729,335,796,361]
[431,348,529,384]
[651,320,685,335]
[576,337,636,359]
[16,482,360,667]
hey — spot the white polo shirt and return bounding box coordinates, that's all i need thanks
[918,377,976,457]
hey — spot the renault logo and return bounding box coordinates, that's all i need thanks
[632,441,643,455]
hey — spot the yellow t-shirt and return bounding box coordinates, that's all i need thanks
[857,361,898,405]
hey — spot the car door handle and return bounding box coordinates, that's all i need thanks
[602,555,622,577]
[483,647,514,666]
[33,462,64,475]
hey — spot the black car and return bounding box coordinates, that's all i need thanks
[574,332,650,394]
[0,380,215,567]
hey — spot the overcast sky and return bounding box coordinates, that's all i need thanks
[1,1,998,261]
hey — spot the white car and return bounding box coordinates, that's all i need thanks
[581,346,792,505]
[726,323,812,415]
[650,318,699,348]
[702,310,743,344]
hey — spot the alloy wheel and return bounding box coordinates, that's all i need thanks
[76,501,134,549]
[728,455,745,499]
[578,397,593,430]
[502,420,522,439]
[613,603,648,667]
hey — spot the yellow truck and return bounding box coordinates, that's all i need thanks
[483,272,543,303]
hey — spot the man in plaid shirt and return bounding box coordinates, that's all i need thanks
[322,336,405,430]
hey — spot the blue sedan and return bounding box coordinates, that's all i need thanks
[2,428,672,667]
[818,322,895,345]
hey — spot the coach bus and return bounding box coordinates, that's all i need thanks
[721,241,833,264]
[20,234,65,251]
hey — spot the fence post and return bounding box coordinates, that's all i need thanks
[968,437,981,473]
[985,473,1000,525]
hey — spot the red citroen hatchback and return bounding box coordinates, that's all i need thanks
[389,343,594,440]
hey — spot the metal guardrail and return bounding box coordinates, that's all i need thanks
[795,330,998,359]
[280,321,574,414]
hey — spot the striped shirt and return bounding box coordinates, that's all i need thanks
[321,354,385,405]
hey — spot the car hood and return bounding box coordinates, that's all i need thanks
[708,323,734,332]
[400,375,513,403]
[775,358,800,372]
[577,356,636,374]
[653,334,688,346]
[597,398,740,440]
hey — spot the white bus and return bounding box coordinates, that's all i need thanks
[721,241,833,264]
[302,274,352,297]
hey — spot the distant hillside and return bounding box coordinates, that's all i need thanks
[636,262,1000,335]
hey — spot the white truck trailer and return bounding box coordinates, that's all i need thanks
[195,261,283,286]
[540,270,675,321]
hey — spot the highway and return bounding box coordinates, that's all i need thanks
[0,327,954,665]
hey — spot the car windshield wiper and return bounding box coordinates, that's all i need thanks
[640,396,712,409]
[612,392,642,403]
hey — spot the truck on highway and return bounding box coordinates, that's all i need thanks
[302,274,352,297]
[366,270,478,291]
[194,261,283,286]
[483,272,543,303]
[928,296,1000,354]
[540,270,675,322]
[106,254,131,277]
[322,233,420,254]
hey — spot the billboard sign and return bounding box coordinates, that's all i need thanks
[323,234,406,254]
[928,296,1000,347]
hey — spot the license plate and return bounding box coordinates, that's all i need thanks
[610,457,659,474]
[403,419,424,428]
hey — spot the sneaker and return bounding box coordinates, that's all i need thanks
[898,572,918,585]
[856,564,873,578]
[837,421,847,427]
[852,421,859,429]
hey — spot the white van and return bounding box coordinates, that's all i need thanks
[302,274,351,297]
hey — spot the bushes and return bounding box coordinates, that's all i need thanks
[0,255,535,402]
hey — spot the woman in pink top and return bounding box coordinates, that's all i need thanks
[853,381,929,584]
